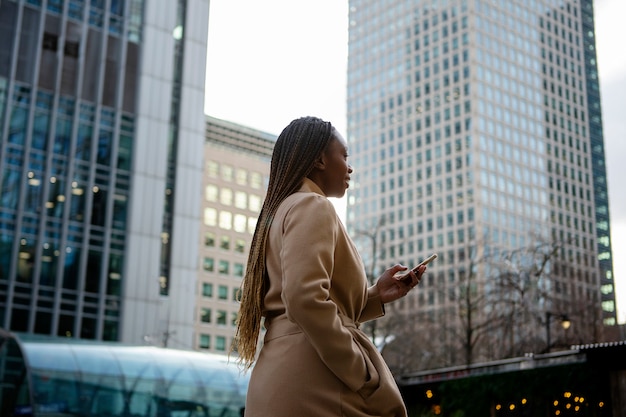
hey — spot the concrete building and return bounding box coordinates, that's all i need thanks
[346,0,616,363]
[196,115,274,354]
[0,0,209,349]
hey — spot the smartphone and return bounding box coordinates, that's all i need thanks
[399,253,437,283]
[412,253,438,272]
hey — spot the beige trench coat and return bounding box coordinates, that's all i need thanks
[245,179,407,417]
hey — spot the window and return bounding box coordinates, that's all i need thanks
[233,263,244,277]
[205,185,218,202]
[235,191,247,209]
[215,336,226,351]
[218,260,229,275]
[199,334,210,349]
[235,239,245,253]
[203,257,214,272]
[234,214,247,233]
[207,161,219,178]
[202,283,213,297]
[217,310,227,325]
[250,172,262,189]
[249,194,261,212]
[204,232,215,247]
[222,165,233,181]
[220,188,233,205]
[235,168,247,185]
[220,235,230,250]
[219,211,232,230]
[204,208,217,226]
[218,285,229,300]
[248,217,257,234]
[200,308,211,323]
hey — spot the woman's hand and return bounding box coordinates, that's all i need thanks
[375,264,426,304]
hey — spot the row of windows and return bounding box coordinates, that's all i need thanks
[360,86,471,152]
[549,176,591,203]
[204,232,246,253]
[204,208,257,234]
[357,126,471,180]
[355,195,585,253]
[550,194,593,220]
[383,227,476,257]
[198,333,229,351]
[206,160,265,189]
[546,128,588,153]
[201,282,238,301]
[205,185,262,212]
[350,208,477,252]
[380,208,476,240]
[355,118,469,163]
[202,258,244,277]
[25,0,137,38]
[200,308,236,328]
[350,35,469,102]
[349,185,473,221]
[411,274,597,309]
[376,237,594,303]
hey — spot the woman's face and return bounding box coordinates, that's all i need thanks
[313,130,353,198]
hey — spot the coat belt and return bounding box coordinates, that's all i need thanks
[264,313,359,342]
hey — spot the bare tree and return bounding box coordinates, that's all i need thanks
[353,217,605,374]
[468,233,602,358]
[382,241,500,372]
[352,216,388,347]
[385,234,587,372]
[488,237,563,355]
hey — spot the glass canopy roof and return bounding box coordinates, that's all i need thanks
[0,330,249,417]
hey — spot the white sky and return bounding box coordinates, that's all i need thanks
[204,0,626,323]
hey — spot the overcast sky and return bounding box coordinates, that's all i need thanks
[204,0,626,322]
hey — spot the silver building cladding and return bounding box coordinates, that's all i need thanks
[0,0,209,348]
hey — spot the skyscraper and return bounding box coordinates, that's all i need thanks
[0,0,209,348]
[346,0,616,363]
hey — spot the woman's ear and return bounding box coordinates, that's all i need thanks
[313,154,326,170]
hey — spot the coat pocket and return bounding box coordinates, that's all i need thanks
[354,335,381,399]
[352,331,407,416]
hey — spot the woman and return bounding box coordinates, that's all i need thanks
[235,116,426,417]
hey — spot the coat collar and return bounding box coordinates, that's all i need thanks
[299,177,326,196]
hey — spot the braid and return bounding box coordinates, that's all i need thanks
[233,116,333,369]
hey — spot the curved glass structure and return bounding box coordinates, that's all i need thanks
[0,331,249,417]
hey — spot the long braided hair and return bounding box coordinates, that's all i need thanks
[234,116,334,369]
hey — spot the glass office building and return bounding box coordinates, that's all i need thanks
[0,330,249,417]
[346,0,616,365]
[0,1,209,348]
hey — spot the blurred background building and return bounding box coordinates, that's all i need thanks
[0,0,209,348]
[195,116,273,354]
[345,0,617,368]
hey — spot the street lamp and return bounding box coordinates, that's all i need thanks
[545,311,571,353]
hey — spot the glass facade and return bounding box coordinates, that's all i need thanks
[0,0,141,339]
[580,0,616,322]
[0,330,249,417]
[346,0,615,367]
[1,0,209,348]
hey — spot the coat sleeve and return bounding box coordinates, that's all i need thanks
[279,195,374,394]
[359,287,385,323]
